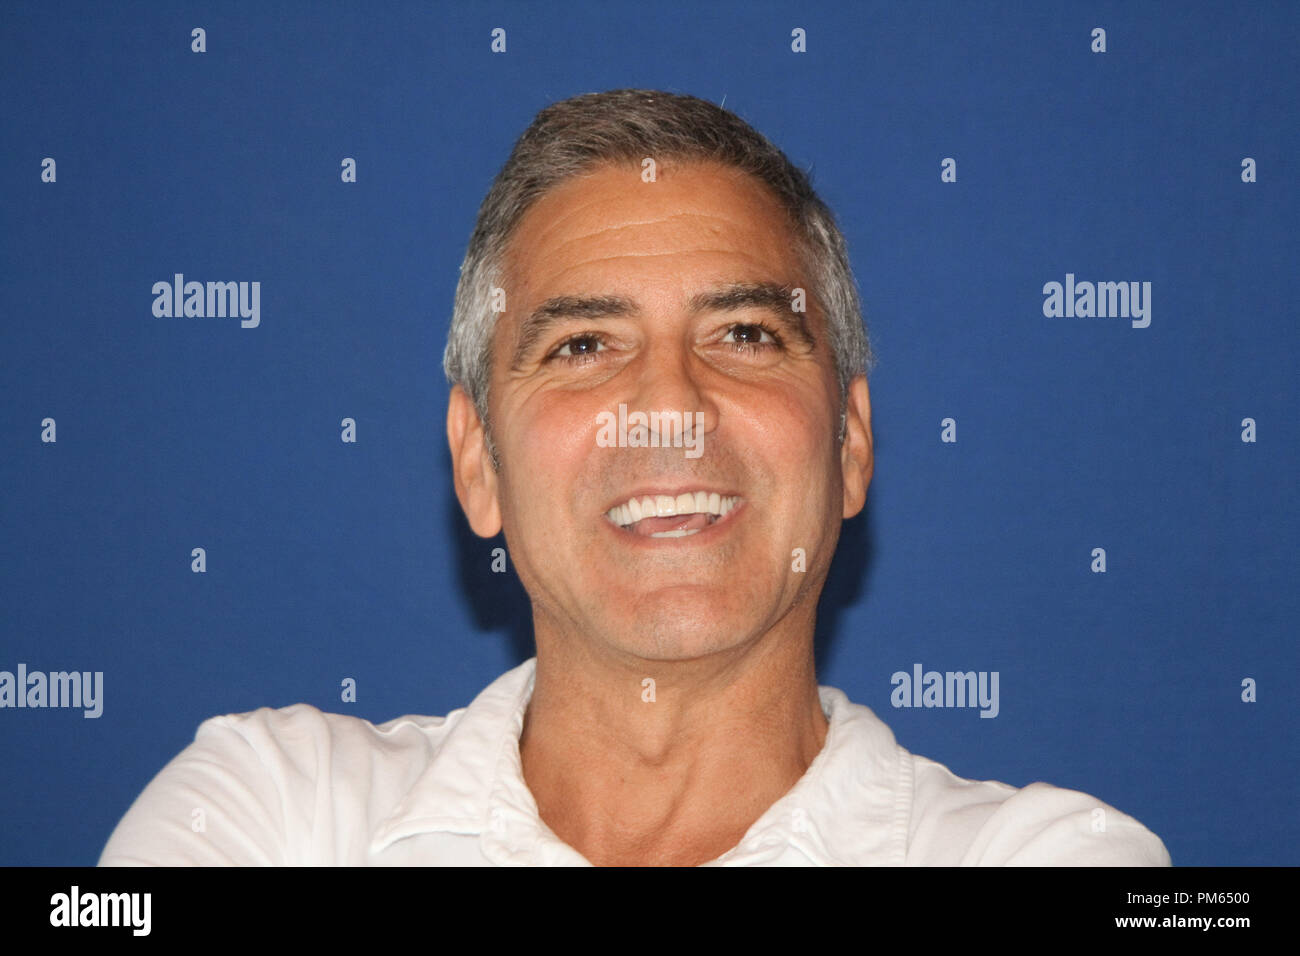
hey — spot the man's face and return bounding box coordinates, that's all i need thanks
[458,159,869,662]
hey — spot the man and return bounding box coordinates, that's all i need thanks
[100,89,1170,866]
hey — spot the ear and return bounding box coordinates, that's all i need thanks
[840,375,874,519]
[447,385,503,538]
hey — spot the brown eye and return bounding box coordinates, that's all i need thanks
[723,323,781,348]
[552,335,606,359]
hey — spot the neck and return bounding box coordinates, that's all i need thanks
[519,620,827,866]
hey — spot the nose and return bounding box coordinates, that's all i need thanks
[625,336,719,450]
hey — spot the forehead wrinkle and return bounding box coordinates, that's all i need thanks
[515,162,792,258]
[544,247,791,276]
[534,209,787,254]
[508,178,797,294]
[516,174,791,252]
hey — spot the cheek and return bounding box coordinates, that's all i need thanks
[746,388,833,463]
[753,396,841,532]
[503,395,603,514]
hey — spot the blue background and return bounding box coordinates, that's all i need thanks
[1,0,1295,866]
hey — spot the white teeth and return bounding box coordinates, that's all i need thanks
[605,492,742,527]
[650,528,701,538]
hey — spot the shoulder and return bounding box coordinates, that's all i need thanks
[193,702,456,769]
[98,703,461,866]
[100,661,537,866]
[184,702,462,805]
[818,688,1170,866]
[905,751,1172,866]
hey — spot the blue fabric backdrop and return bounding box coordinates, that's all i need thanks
[1,0,1295,865]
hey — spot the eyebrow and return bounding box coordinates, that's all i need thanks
[509,281,817,369]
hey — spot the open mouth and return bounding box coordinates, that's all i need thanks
[604,491,741,538]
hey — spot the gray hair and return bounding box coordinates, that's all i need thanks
[443,89,874,465]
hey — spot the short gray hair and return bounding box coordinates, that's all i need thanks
[443,89,874,461]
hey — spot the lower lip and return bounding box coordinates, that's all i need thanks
[604,500,745,545]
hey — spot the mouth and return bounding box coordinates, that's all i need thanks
[604,491,742,539]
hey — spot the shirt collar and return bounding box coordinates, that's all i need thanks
[372,657,907,865]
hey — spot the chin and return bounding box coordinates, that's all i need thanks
[603,611,756,663]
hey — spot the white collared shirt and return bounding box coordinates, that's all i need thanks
[98,658,1171,866]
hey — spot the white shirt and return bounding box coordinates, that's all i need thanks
[98,658,1171,866]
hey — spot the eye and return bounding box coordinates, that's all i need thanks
[548,333,607,363]
[721,322,783,352]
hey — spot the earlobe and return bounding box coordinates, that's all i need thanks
[446,386,503,538]
[840,375,874,519]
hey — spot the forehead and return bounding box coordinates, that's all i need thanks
[500,160,804,300]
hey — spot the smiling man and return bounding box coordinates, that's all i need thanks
[449,144,855,868]
[99,89,1170,867]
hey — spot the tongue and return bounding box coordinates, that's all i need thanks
[629,512,712,536]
